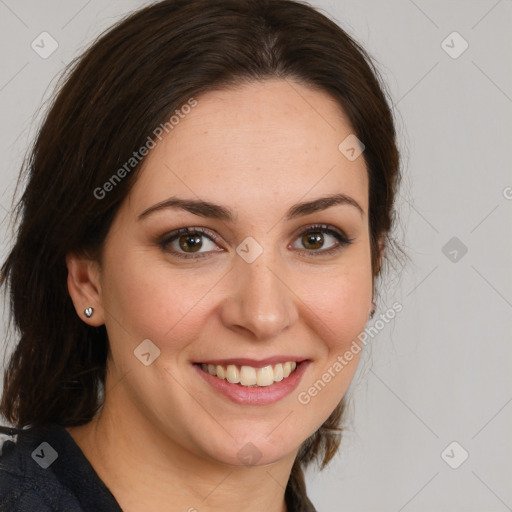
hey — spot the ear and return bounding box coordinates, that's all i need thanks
[66,252,105,326]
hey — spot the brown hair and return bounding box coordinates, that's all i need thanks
[1,0,402,508]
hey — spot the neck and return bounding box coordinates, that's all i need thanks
[67,385,293,512]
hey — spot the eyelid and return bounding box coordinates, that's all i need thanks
[291,223,351,242]
[158,226,223,256]
[157,223,353,259]
[289,223,354,256]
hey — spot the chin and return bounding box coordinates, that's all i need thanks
[201,431,301,468]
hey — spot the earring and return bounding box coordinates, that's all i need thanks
[84,307,94,318]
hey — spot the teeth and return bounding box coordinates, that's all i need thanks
[240,366,257,386]
[201,361,299,387]
[226,364,240,384]
[273,363,284,382]
[216,365,226,380]
[256,366,274,386]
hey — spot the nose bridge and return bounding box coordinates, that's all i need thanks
[221,245,297,340]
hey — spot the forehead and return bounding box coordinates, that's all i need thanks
[130,79,368,217]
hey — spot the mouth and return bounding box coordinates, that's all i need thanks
[193,358,310,405]
[198,360,299,387]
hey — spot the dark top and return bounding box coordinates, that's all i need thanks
[0,423,317,511]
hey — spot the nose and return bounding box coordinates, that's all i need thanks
[219,252,298,341]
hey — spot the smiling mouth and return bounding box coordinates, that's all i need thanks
[198,361,300,387]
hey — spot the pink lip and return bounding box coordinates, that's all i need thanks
[197,356,306,368]
[194,360,310,406]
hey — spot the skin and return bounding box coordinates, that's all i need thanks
[66,79,379,512]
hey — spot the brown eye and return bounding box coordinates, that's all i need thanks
[159,227,223,259]
[292,224,353,256]
[302,231,324,250]
[178,233,203,253]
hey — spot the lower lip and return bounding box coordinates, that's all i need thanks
[193,362,310,405]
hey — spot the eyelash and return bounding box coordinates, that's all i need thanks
[158,224,354,260]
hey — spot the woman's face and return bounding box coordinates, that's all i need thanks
[91,79,373,466]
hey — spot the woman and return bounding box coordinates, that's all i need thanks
[0,0,402,510]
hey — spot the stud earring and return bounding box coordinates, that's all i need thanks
[84,307,94,318]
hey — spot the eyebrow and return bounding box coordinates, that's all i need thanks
[137,192,364,222]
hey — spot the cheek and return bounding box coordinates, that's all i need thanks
[101,231,373,353]
[330,280,372,342]
[294,268,371,421]
[101,247,218,344]
[301,262,373,348]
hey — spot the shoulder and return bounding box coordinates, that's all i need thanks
[0,424,80,512]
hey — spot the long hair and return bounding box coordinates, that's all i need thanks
[1,0,402,507]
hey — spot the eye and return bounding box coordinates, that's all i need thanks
[158,224,353,260]
[158,227,223,259]
[291,224,353,256]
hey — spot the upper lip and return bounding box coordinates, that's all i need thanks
[196,356,308,368]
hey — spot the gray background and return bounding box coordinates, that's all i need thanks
[1,1,511,511]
